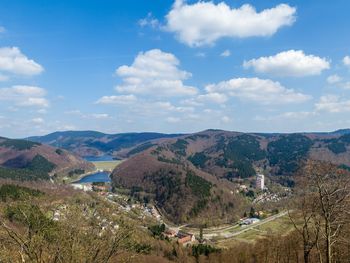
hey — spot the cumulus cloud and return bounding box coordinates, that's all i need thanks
[0,47,44,76]
[315,95,350,113]
[344,56,350,68]
[197,92,228,104]
[205,77,311,104]
[0,85,49,107]
[244,50,330,77]
[154,101,194,113]
[96,94,137,105]
[115,49,197,96]
[220,50,231,57]
[327,74,342,84]
[165,0,296,46]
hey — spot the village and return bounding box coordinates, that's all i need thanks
[67,172,290,246]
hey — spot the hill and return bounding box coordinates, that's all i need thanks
[111,129,350,224]
[0,137,94,181]
[28,131,182,158]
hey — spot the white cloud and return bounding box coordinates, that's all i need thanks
[220,50,231,57]
[20,98,49,107]
[342,82,350,90]
[0,26,5,33]
[255,111,315,121]
[205,77,311,104]
[315,95,350,113]
[166,117,181,123]
[343,56,350,68]
[96,94,137,105]
[0,85,49,107]
[244,50,330,77]
[154,101,194,113]
[165,0,296,47]
[0,47,44,76]
[139,13,160,28]
[31,118,44,124]
[221,116,231,123]
[195,52,206,58]
[90,113,110,119]
[327,74,342,84]
[115,49,197,96]
[197,92,228,104]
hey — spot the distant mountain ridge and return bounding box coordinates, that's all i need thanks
[27,129,350,159]
[28,131,183,158]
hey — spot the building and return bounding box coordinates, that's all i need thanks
[256,174,265,190]
[177,232,196,245]
[240,218,260,226]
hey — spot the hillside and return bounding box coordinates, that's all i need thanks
[0,137,94,181]
[111,129,350,224]
[28,131,182,158]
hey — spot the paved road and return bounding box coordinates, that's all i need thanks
[176,211,288,239]
[221,211,288,238]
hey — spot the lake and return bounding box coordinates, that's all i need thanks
[76,171,111,183]
[84,155,114,162]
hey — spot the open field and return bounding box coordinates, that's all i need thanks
[177,211,293,248]
[92,160,122,171]
[216,214,294,247]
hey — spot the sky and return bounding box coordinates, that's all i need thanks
[0,0,350,138]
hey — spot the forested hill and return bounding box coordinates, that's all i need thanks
[28,131,183,158]
[0,137,94,181]
[111,129,350,224]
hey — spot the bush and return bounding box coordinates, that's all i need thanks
[148,223,165,237]
[192,244,220,258]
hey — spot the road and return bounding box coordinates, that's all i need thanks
[221,211,288,238]
[175,211,288,240]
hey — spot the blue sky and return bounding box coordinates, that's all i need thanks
[0,0,350,138]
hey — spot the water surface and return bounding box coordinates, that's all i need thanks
[84,155,114,162]
[76,171,111,183]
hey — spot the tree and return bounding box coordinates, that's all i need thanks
[299,161,350,263]
[288,194,320,263]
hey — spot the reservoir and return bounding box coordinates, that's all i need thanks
[84,155,114,162]
[76,171,111,183]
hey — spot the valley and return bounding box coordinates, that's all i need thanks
[1,129,350,262]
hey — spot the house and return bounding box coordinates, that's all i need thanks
[240,218,260,226]
[177,232,196,245]
[92,184,110,192]
[71,183,92,191]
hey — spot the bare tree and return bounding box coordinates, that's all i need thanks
[301,161,350,263]
[288,194,320,263]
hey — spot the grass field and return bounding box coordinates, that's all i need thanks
[92,160,122,171]
[216,215,294,247]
